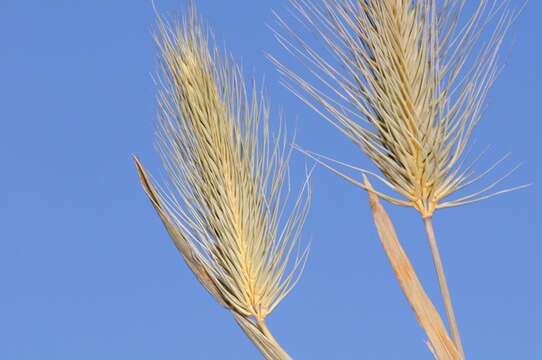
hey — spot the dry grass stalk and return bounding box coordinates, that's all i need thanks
[135,8,310,359]
[365,176,461,360]
[272,1,525,357]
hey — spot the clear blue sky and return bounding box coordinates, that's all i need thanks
[0,1,540,359]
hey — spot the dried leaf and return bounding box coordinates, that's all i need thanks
[134,156,229,308]
[365,177,461,360]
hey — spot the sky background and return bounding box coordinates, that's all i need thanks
[0,1,540,359]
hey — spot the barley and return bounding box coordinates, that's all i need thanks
[272,1,526,357]
[135,7,311,359]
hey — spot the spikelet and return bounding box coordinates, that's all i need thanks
[272,0,525,218]
[135,8,310,359]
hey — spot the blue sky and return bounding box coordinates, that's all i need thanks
[0,1,540,359]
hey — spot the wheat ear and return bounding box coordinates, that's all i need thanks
[135,7,311,359]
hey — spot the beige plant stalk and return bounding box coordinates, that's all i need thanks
[364,176,461,360]
[135,8,310,360]
[273,0,525,358]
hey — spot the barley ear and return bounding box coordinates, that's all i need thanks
[135,6,310,359]
[273,0,524,216]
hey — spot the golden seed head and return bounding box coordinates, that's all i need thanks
[273,0,524,217]
[137,8,311,321]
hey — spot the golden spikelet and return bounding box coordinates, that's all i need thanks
[135,8,310,359]
[272,0,526,218]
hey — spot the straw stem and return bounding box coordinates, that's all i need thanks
[424,217,465,359]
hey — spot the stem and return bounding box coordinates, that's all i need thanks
[256,319,281,347]
[255,318,292,360]
[234,312,292,360]
[424,217,465,359]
